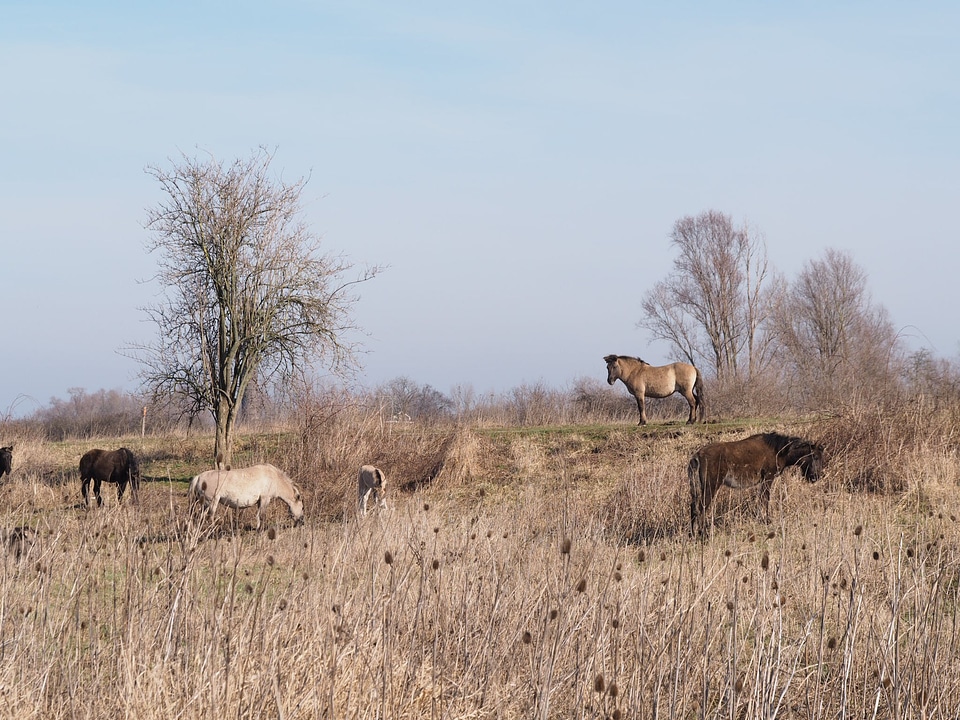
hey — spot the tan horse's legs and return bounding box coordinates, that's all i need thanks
[634,394,647,425]
[681,390,697,424]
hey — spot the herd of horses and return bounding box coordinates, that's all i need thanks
[0,354,826,538]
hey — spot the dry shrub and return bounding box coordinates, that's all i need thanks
[818,399,960,493]
[0,436,74,486]
[600,461,686,543]
[432,429,483,486]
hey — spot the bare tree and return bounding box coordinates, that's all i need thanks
[377,377,453,422]
[639,210,779,381]
[137,148,378,467]
[773,248,901,405]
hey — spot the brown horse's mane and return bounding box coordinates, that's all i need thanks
[760,432,818,458]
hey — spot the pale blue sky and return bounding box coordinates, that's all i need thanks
[2,2,957,415]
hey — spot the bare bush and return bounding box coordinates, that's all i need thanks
[818,400,960,493]
[33,387,145,440]
[569,376,636,423]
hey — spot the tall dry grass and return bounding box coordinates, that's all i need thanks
[0,402,958,717]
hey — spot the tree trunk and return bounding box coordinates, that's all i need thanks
[213,397,236,469]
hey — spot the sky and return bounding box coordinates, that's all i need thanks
[2,1,958,417]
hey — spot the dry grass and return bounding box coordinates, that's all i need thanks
[0,407,958,718]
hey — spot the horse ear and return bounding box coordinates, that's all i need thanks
[603,355,616,363]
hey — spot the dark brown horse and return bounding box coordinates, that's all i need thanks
[604,355,705,425]
[687,432,824,537]
[79,448,141,507]
[0,446,11,478]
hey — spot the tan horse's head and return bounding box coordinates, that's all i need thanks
[288,484,305,525]
[603,355,621,385]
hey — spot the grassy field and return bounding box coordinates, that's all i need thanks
[0,412,959,718]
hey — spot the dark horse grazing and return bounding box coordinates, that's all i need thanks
[688,432,824,537]
[79,448,141,507]
[0,446,11,478]
[604,355,705,425]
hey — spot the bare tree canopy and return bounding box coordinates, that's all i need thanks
[137,148,379,467]
[773,248,902,403]
[639,210,779,381]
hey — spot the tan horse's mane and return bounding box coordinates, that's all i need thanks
[606,354,649,365]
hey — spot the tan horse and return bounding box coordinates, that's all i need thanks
[604,354,705,425]
[189,463,304,529]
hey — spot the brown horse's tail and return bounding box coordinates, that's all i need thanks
[693,371,706,423]
[687,455,703,537]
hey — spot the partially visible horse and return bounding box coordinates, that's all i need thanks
[79,448,140,507]
[189,463,304,530]
[604,354,705,425]
[0,446,11,478]
[358,465,387,514]
[687,432,824,537]
[2,526,36,562]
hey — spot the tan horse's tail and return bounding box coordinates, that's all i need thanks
[693,371,706,422]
